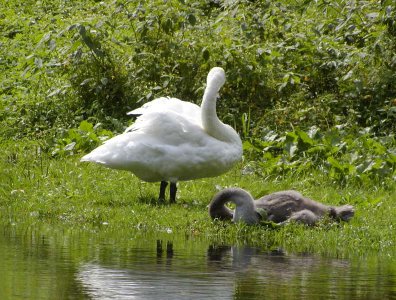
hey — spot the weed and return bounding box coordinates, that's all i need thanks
[243,126,396,185]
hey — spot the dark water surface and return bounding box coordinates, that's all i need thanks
[1,223,395,300]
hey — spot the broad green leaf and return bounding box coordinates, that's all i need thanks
[79,121,94,132]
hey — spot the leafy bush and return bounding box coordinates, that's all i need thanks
[243,126,396,184]
[64,24,131,120]
[2,0,395,137]
[1,0,395,185]
[51,121,113,157]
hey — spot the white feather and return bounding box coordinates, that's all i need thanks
[81,67,242,185]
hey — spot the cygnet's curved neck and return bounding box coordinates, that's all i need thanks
[208,188,234,220]
[209,188,259,225]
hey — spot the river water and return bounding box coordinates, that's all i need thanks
[1,222,395,299]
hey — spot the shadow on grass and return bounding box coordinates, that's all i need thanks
[137,195,163,206]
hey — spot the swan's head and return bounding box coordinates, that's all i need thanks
[206,67,226,91]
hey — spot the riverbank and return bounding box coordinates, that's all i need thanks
[1,140,395,258]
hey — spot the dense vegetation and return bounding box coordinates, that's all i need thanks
[1,0,396,258]
[1,0,395,184]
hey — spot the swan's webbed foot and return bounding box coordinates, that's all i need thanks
[158,181,177,204]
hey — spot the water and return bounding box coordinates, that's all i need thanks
[1,223,395,300]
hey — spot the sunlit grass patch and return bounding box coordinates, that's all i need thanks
[1,141,395,258]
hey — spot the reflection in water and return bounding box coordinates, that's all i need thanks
[77,240,234,300]
[0,224,87,299]
[77,242,396,300]
[78,262,234,300]
[156,240,173,262]
[1,223,396,300]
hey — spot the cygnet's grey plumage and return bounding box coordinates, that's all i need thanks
[209,188,354,225]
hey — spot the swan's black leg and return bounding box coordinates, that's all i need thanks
[169,182,177,204]
[166,241,174,258]
[159,181,168,202]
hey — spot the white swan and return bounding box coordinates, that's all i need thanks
[81,67,242,203]
[209,188,354,225]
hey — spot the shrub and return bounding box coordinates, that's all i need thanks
[1,0,395,136]
[51,120,113,157]
[243,126,396,185]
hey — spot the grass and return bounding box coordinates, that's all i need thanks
[1,140,395,259]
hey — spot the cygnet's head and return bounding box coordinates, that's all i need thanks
[227,188,260,225]
[206,67,226,91]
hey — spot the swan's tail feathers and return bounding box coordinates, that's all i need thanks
[80,153,102,164]
[80,154,91,162]
[330,205,355,222]
[126,112,142,117]
[127,106,147,116]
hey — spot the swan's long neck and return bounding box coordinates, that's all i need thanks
[200,68,240,144]
[209,188,259,225]
[201,87,229,141]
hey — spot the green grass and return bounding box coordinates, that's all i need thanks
[1,141,395,259]
[1,0,395,263]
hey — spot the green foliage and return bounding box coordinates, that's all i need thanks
[51,120,113,157]
[1,0,395,184]
[1,141,395,257]
[1,0,395,138]
[1,1,395,269]
[64,24,131,120]
[243,126,396,184]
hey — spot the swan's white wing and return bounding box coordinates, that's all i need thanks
[125,97,201,132]
[81,110,241,182]
[82,68,243,184]
[127,97,200,117]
